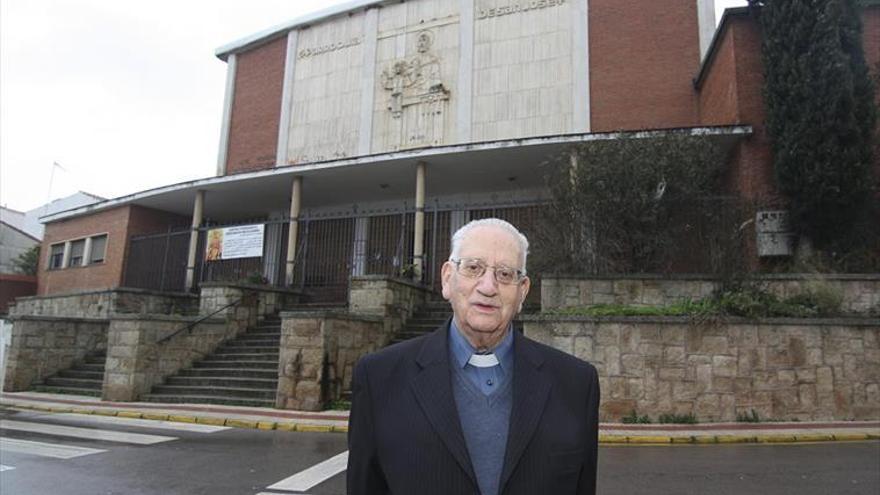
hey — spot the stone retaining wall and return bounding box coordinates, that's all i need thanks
[523,316,880,422]
[349,276,430,334]
[2,317,108,392]
[542,274,880,314]
[9,288,198,319]
[276,311,386,411]
[102,315,228,401]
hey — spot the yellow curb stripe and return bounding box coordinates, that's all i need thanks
[196,417,227,426]
[48,407,73,413]
[168,415,197,424]
[716,435,756,444]
[670,436,694,444]
[757,435,797,443]
[226,419,259,429]
[70,408,94,415]
[625,436,672,444]
[598,435,628,443]
[275,423,297,432]
[333,425,349,433]
[297,424,333,433]
[794,434,833,443]
[117,411,143,419]
[832,433,870,442]
[92,409,118,417]
[142,413,170,421]
[257,421,276,430]
[693,436,718,444]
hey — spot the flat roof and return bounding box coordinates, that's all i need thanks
[41,126,753,224]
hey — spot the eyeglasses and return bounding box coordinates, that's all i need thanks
[450,258,526,285]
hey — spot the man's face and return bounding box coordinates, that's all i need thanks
[441,225,530,349]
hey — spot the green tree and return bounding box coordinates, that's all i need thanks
[753,0,877,248]
[13,245,40,275]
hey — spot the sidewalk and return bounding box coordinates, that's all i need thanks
[2,391,878,445]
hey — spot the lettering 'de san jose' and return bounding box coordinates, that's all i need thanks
[478,0,566,20]
[298,37,362,59]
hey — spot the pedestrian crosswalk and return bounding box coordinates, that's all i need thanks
[0,411,227,472]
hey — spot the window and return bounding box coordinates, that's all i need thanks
[89,234,107,264]
[49,243,65,269]
[68,239,86,267]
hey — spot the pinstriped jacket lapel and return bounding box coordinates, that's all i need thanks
[410,321,479,488]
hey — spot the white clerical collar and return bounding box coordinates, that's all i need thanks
[468,353,500,368]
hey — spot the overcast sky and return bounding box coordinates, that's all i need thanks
[0,0,748,212]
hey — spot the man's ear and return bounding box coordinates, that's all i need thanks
[517,276,531,313]
[440,261,453,301]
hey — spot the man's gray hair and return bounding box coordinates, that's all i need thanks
[448,218,529,274]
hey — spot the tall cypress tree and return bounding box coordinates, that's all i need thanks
[755,0,877,248]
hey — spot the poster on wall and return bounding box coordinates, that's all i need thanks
[205,224,264,261]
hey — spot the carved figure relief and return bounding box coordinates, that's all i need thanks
[380,30,450,149]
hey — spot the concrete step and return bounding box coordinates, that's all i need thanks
[193,360,277,370]
[207,353,279,362]
[32,385,102,397]
[238,333,280,340]
[214,346,278,354]
[83,355,107,365]
[178,368,277,379]
[57,370,104,380]
[142,394,274,408]
[43,377,102,390]
[165,376,277,389]
[77,363,106,372]
[150,385,276,400]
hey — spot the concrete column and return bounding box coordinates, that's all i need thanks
[457,0,475,142]
[285,177,303,286]
[185,190,205,291]
[276,31,299,167]
[358,7,379,155]
[61,241,72,269]
[216,54,237,176]
[412,162,426,281]
[83,236,93,266]
[572,0,591,133]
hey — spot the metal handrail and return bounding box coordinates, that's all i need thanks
[156,297,243,345]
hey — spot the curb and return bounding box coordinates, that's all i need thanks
[5,401,879,444]
[2,402,349,434]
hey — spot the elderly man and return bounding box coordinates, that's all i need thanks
[347,218,600,495]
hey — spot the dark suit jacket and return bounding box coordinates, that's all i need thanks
[347,320,600,495]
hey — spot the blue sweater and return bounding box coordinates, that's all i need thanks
[452,357,514,495]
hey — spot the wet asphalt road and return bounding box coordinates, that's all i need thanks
[1,407,877,495]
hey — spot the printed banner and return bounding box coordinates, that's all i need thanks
[205,224,264,261]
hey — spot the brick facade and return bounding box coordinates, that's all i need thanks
[224,36,287,175]
[589,0,701,131]
[38,206,187,295]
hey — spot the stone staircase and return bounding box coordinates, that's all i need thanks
[389,299,537,345]
[143,316,281,408]
[33,351,106,397]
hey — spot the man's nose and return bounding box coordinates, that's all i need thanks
[475,267,499,295]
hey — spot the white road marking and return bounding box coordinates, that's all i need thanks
[267,450,349,492]
[52,413,230,433]
[0,419,177,445]
[0,438,107,459]
[1,464,15,471]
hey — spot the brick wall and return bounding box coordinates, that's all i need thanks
[589,0,700,132]
[225,36,287,175]
[39,206,189,296]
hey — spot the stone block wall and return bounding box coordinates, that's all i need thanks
[542,274,880,315]
[3,317,107,392]
[10,288,197,319]
[276,312,385,411]
[524,316,880,422]
[199,283,302,322]
[349,275,430,335]
[102,315,229,401]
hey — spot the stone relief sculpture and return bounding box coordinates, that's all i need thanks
[380,30,450,149]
